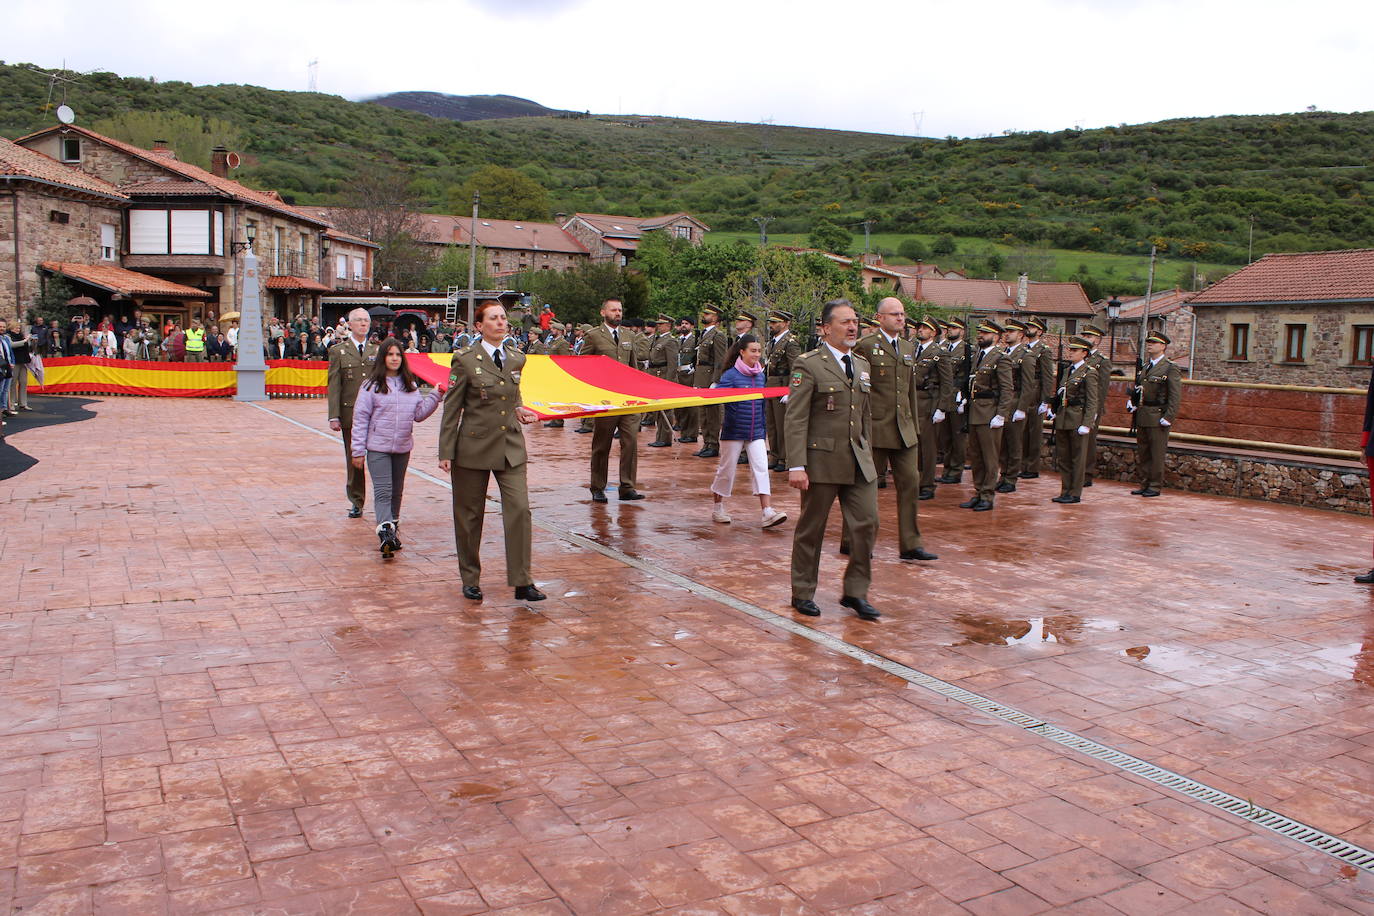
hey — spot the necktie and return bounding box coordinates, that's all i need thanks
[976,348,986,367]
[493,347,503,370]
[613,329,620,347]
[842,353,853,381]
[357,343,364,358]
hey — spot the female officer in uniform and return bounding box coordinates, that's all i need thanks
[437,302,544,602]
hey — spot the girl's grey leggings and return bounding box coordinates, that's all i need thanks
[366,450,411,526]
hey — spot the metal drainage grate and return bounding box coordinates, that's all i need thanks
[254,402,1374,874]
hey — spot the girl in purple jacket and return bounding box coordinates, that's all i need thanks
[710,334,788,528]
[351,338,443,557]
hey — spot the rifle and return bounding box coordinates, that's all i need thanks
[958,312,973,434]
[1128,353,1145,435]
[1048,331,1065,450]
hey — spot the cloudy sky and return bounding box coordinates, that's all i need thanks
[4,0,1368,137]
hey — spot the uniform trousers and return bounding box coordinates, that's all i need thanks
[841,445,922,554]
[968,423,1002,501]
[699,402,722,448]
[915,395,939,490]
[791,477,877,602]
[1135,421,1171,489]
[765,385,787,465]
[1022,412,1044,473]
[1085,423,1101,483]
[710,439,769,498]
[999,415,1026,483]
[341,425,366,509]
[937,417,966,477]
[365,450,410,526]
[1055,430,1090,498]
[450,462,531,588]
[590,413,639,491]
[652,404,673,444]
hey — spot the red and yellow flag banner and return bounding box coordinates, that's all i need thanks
[408,353,786,420]
[29,357,328,398]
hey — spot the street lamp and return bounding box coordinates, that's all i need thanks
[1106,295,1121,367]
[230,222,257,255]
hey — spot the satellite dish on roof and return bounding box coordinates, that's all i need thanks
[226,151,241,169]
[56,105,76,125]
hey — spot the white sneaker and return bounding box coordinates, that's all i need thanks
[712,505,732,524]
[761,507,788,528]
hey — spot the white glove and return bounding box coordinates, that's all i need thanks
[1077,425,1090,435]
[1012,410,1025,422]
[1045,409,1056,421]
[780,395,789,405]
[1126,399,1136,413]
[954,391,966,406]
[932,409,945,424]
[1160,418,1170,427]
[1037,403,1049,416]
[956,401,965,415]
[684,366,694,375]
[989,415,1004,429]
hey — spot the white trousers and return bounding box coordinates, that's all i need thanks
[711,438,770,498]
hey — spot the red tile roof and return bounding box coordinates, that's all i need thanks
[312,208,588,255]
[0,138,126,200]
[602,236,638,252]
[905,277,1095,316]
[16,125,327,227]
[264,275,333,292]
[121,179,224,197]
[568,212,711,237]
[41,262,211,298]
[1188,249,1374,305]
[324,227,381,250]
[1112,287,1193,320]
[1025,281,1095,316]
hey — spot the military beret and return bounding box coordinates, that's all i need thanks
[1067,335,1092,350]
[1080,323,1106,337]
[1026,316,1047,332]
[1003,318,1028,332]
[977,319,1004,334]
[1147,330,1172,345]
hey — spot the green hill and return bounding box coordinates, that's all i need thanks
[4,61,1373,294]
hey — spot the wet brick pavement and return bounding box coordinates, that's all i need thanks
[2,393,1373,913]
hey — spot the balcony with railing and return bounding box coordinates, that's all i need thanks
[261,247,314,278]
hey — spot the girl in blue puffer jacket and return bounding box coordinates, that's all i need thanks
[710,334,788,528]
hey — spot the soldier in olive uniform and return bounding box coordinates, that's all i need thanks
[541,322,573,428]
[1128,330,1183,497]
[647,314,680,448]
[327,307,380,518]
[938,317,974,484]
[850,297,937,561]
[1080,324,1112,486]
[437,302,544,602]
[786,299,882,621]
[960,319,1014,511]
[673,317,697,432]
[582,297,646,502]
[1051,336,1101,504]
[996,319,1037,493]
[682,304,729,457]
[764,309,801,472]
[912,316,954,498]
[1020,316,1056,479]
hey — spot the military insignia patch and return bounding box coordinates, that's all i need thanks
[791,371,803,387]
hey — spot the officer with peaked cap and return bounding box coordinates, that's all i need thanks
[938,316,974,484]
[959,318,1013,511]
[1051,336,1101,503]
[1020,316,1055,478]
[1079,323,1112,486]
[1128,329,1182,497]
[765,309,801,471]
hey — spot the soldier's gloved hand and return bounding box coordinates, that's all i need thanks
[932,409,945,423]
[780,395,789,405]
[1126,399,1136,413]
[1037,403,1049,416]
[1012,410,1026,422]
[990,415,1004,429]
[956,402,965,414]
[1160,418,1171,427]
[684,366,694,374]
[1045,409,1056,421]
[1077,425,1090,435]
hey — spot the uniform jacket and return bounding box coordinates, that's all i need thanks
[438,344,528,470]
[968,346,1015,425]
[1086,350,1112,421]
[1053,361,1101,431]
[912,338,955,413]
[1135,356,1183,425]
[676,331,697,380]
[327,337,379,426]
[350,375,443,456]
[546,336,573,356]
[1027,338,1057,406]
[1004,343,1039,413]
[632,329,651,369]
[580,324,638,366]
[854,332,919,451]
[784,346,876,485]
[765,329,801,383]
[717,364,767,440]
[693,324,728,387]
[648,332,680,379]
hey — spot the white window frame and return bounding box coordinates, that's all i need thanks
[100,224,117,261]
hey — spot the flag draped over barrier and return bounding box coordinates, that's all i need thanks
[28,357,327,398]
[407,353,786,420]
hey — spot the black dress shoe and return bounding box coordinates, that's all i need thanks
[462,585,483,600]
[544,420,565,428]
[1356,570,1374,584]
[514,585,546,601]
[900,548,939,561]
[575,426,594,434]
[590,488,608,503]
[958,498,979,509]
[973,499,994,511]
[347,506,363,518]
[619,488,646,500]
[737,454,749,465]
[1130,487,1148,495]
[1141,489,1161,497]
[791,598,821,617]
[677,436,698,443]
[648,440,672,447]
[1051,495,1080,504]
[769,461,786,472]
[919,489,936,500]
[838,544,850,556]
[1083,479,1094,487]
[1019,472,1039,479]
[995,482,1016,494]
[939,473,962,484]
[840,595,881,620]
[695,447,719,458]
[877,478,888,489]
[672,425,682,431]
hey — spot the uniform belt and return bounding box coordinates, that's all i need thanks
[973,391,999,399]
[1143,399,1166,407]
[1067,398,1086,406]
[649,361,668,367]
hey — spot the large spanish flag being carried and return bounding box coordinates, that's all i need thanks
[408,353,786,420]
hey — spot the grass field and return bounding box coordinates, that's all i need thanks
[705,231,1238,296]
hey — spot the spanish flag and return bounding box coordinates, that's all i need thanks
[408,353,786,420]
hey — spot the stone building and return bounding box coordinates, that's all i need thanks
[1188,249,1374,388]
[561,212,709,265]
[1101,288,1196,374]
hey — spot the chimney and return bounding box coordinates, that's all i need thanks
[211,146,230,178]
[1016,272,1029,311]
[150,139,176,159]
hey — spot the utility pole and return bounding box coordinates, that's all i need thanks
[1247,214,1255,264]
[863,220,875,255]
[467,192,480,326]
[753,217,773,308]
[753,216,773,247]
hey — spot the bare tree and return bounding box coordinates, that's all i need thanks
[332,166,433,289]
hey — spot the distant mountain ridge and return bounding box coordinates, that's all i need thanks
[367,91,569,122]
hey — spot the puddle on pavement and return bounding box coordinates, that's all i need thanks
[952,613,1122,648]
[1119,644,1215,671]
[1312,642,1374,688]
[447,782,500,802]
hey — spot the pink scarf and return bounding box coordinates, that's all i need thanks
[734,356,763,377]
